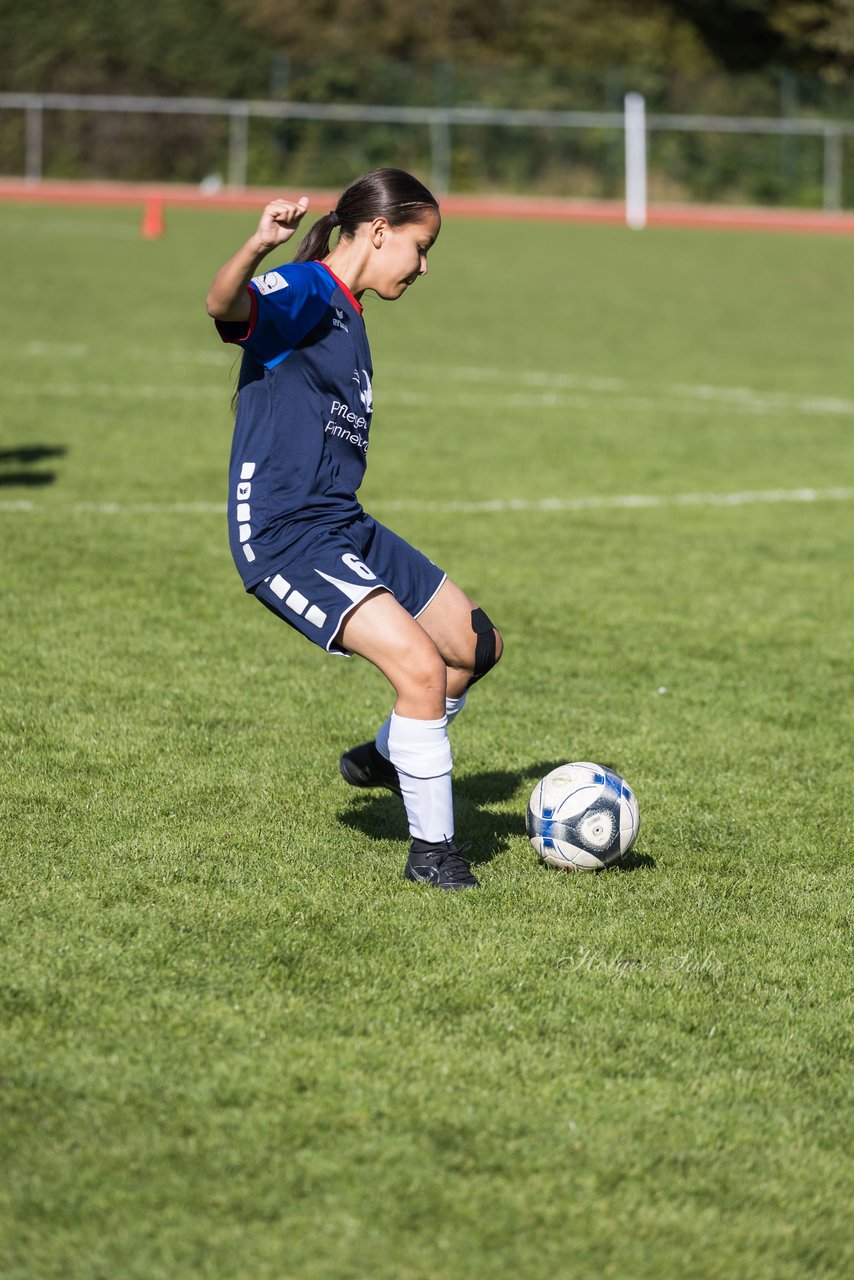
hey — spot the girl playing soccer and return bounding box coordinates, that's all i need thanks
[207,168,503,890]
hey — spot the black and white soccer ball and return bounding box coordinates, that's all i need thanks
[526,762,640,871]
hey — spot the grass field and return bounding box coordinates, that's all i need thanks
[1,200,852,1280]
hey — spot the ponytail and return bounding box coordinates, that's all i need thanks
[292,210,341,264]
[292,168,439,264]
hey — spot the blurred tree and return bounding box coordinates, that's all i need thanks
[667,0,854,74]
[1,0,853,96]
[0,0,268,95]
[229,0,713,73]
[792,0,854,72]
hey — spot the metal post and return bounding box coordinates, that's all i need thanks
[624,93,647,230]
[823,128,843,211]
[779,70,798,197]
[227,105,250,189]
[430,113,451,195]
[25,96,43,183]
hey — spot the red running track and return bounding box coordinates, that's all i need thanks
[2,177,854,235]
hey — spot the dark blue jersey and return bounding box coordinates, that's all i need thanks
[216,260,373,589]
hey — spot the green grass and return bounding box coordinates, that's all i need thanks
[1,202,852,1280]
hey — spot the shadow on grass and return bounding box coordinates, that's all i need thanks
[0,444,67,487]
[338,758,655,871]
[612,850,656,872]
[339,758,568,866]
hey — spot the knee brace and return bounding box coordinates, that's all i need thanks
[467,607,498,687]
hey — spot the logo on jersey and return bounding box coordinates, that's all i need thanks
[332,306,349,333]
[352,368,373,415]
[252,271,289,296]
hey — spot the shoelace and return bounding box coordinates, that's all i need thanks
[435,841,475,882]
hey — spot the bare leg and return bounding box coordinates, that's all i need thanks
[337,583,497,889]
[339,590,455,845]
[417,578,504,696]
[338,588,448,718]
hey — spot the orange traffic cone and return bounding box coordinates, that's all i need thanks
[141,197,165,240]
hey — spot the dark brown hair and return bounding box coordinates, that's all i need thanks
[293,167,439,263]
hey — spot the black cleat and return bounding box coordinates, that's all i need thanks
[339,741,402,797]
[404,838,479,891]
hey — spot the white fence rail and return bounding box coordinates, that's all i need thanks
[1,90,852,211]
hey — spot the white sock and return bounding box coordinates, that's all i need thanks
[375,715,392,760]
[445,692,468,725]
[386,711,454,844]
[375,692,467,760]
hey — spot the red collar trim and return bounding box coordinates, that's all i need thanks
[319,261,363,315]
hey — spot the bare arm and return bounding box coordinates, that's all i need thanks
[206,196,310,322]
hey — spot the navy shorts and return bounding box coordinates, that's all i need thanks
[252,512,447,655]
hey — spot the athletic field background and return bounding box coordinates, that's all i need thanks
[1,202,852,1279]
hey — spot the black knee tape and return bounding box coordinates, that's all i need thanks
[468,607,497,687]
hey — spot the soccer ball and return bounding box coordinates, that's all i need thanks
[526,762,640,871]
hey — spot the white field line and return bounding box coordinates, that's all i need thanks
[382,388,765,417]
[22,341,233,368]
[0,215,141,241]
[9,348,854,417]
[1,488,852,518]
[0,501,226,515]
[375,487,854,514]
[3,379,852,419]
[391,365,854,418]
[5,381,224,402]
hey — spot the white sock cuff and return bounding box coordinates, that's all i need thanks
[374,715,392,760]
[388,711,452,779]
[445,692,468,721]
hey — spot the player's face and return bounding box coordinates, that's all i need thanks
[372,209,441,300]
